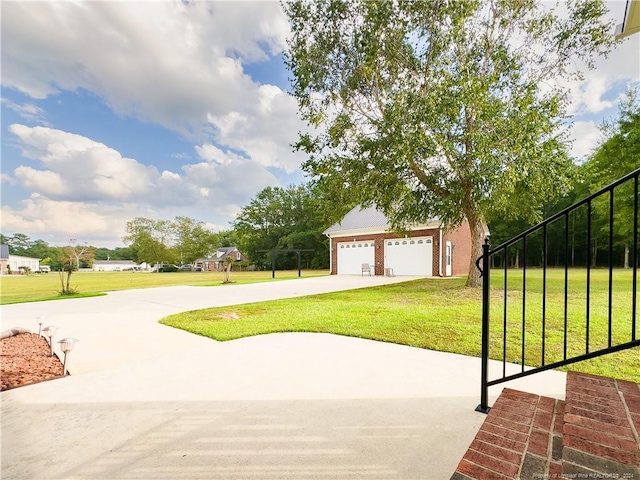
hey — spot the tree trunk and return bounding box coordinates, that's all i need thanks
[624,245,630,269]
[65,270,72,293]
[465,216,485,288]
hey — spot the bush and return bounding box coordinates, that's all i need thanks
[161,264,179,272]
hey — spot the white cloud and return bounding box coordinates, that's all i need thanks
[567,121,604,161]
[0,194,130,248]
[0,98,50,125]
[1,1,306,173]
[4,124,280,245]
[207,85,306,173]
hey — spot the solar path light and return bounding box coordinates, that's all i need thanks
[58,338,78,375]
[41,326,58,356]
[37,316,46,336]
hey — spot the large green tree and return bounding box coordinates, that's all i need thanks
[233,184,330,269]
[173,216,216,266]
[284,0,614,286]
[583,89,640,268]
[123,218,177,268]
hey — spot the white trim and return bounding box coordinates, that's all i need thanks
[326,221,441,239]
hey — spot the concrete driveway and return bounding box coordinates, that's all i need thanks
[1,275,567,479]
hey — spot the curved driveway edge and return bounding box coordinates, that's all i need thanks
[1,275,567,479]
[1,275,419,373]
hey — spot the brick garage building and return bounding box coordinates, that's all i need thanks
[324,206,483,277]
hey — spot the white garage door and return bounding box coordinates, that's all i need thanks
[384,237,433,276]
[336,241,375,275]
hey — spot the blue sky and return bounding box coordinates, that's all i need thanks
[1,1,638,249]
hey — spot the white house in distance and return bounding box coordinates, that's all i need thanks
[92,260,140,272]
[0,244,41,274]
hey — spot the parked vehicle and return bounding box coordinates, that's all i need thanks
[178,264,193,271]
[39,266,51,273]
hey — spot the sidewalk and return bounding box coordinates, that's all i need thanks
[1,276,567,479]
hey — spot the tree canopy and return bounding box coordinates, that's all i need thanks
[233,184,330,269]
[284,0,615,286]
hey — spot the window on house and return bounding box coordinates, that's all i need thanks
[410,240,415,244]
[394,241,399,245]
[387,242,392,246]
[236,252,241,261]
[418,240,423,244]
[426,239,432,243]
[402,241,407,245]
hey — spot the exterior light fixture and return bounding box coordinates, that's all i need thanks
[41,326,58,356]
[57,338,78,375]
[37,316,46,336]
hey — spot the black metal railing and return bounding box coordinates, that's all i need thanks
[476,168,640,413]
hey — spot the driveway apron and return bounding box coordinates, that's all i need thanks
[1,275,567,479]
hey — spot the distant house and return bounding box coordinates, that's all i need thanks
[92,260,139,272]
[324,205,486,277]
[0,244,42,275]
[196,247,249,272]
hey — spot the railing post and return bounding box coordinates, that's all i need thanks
[476,238,491,414]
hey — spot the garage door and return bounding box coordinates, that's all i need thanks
[384,237,433,276]
[336,241,375,275]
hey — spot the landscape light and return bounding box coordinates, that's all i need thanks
[57,338,78,375]
[41,326,58,356]
[37,316,46,336]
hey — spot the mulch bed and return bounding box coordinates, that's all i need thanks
[1,333,65,391]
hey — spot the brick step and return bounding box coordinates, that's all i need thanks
[451,372,640,480]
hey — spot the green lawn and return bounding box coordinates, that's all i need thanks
[0,270,329,305]
[161,269,639,383]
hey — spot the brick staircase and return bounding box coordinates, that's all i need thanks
[451,372,640,479]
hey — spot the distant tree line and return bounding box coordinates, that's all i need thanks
[485,91,639,270]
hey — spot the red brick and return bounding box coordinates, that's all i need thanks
[565,407,634,429]
[564,413,635,439]
[480,422,530,444]
[616,379,640,396]
[500,389,540,404]
[470,439,524,466]
[533,410,553,431]
[491,396,538,415]
[564,424,639,452]
[564,435,640,466]
[548,460,562,477]
[456,459,512,480]
[567,386,621,402]
[553,401,566,435]
[487,407,536,427]
[622,392,640,414]
[569,397,628,416]
[538,396,556,412]
[631,413,640,435]
[475,430,527,454]
[463,449,520,478]
[569,371,616,386]
[527,429,550,457]
[485,415,532,435]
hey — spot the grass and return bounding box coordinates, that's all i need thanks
[0,270,329,305]
[161,269,639,383]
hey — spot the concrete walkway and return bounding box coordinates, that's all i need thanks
[1,275,567,479]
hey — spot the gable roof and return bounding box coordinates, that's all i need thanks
[197,247,240,261]
[323,206,389,234]
[323,205,439,236]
